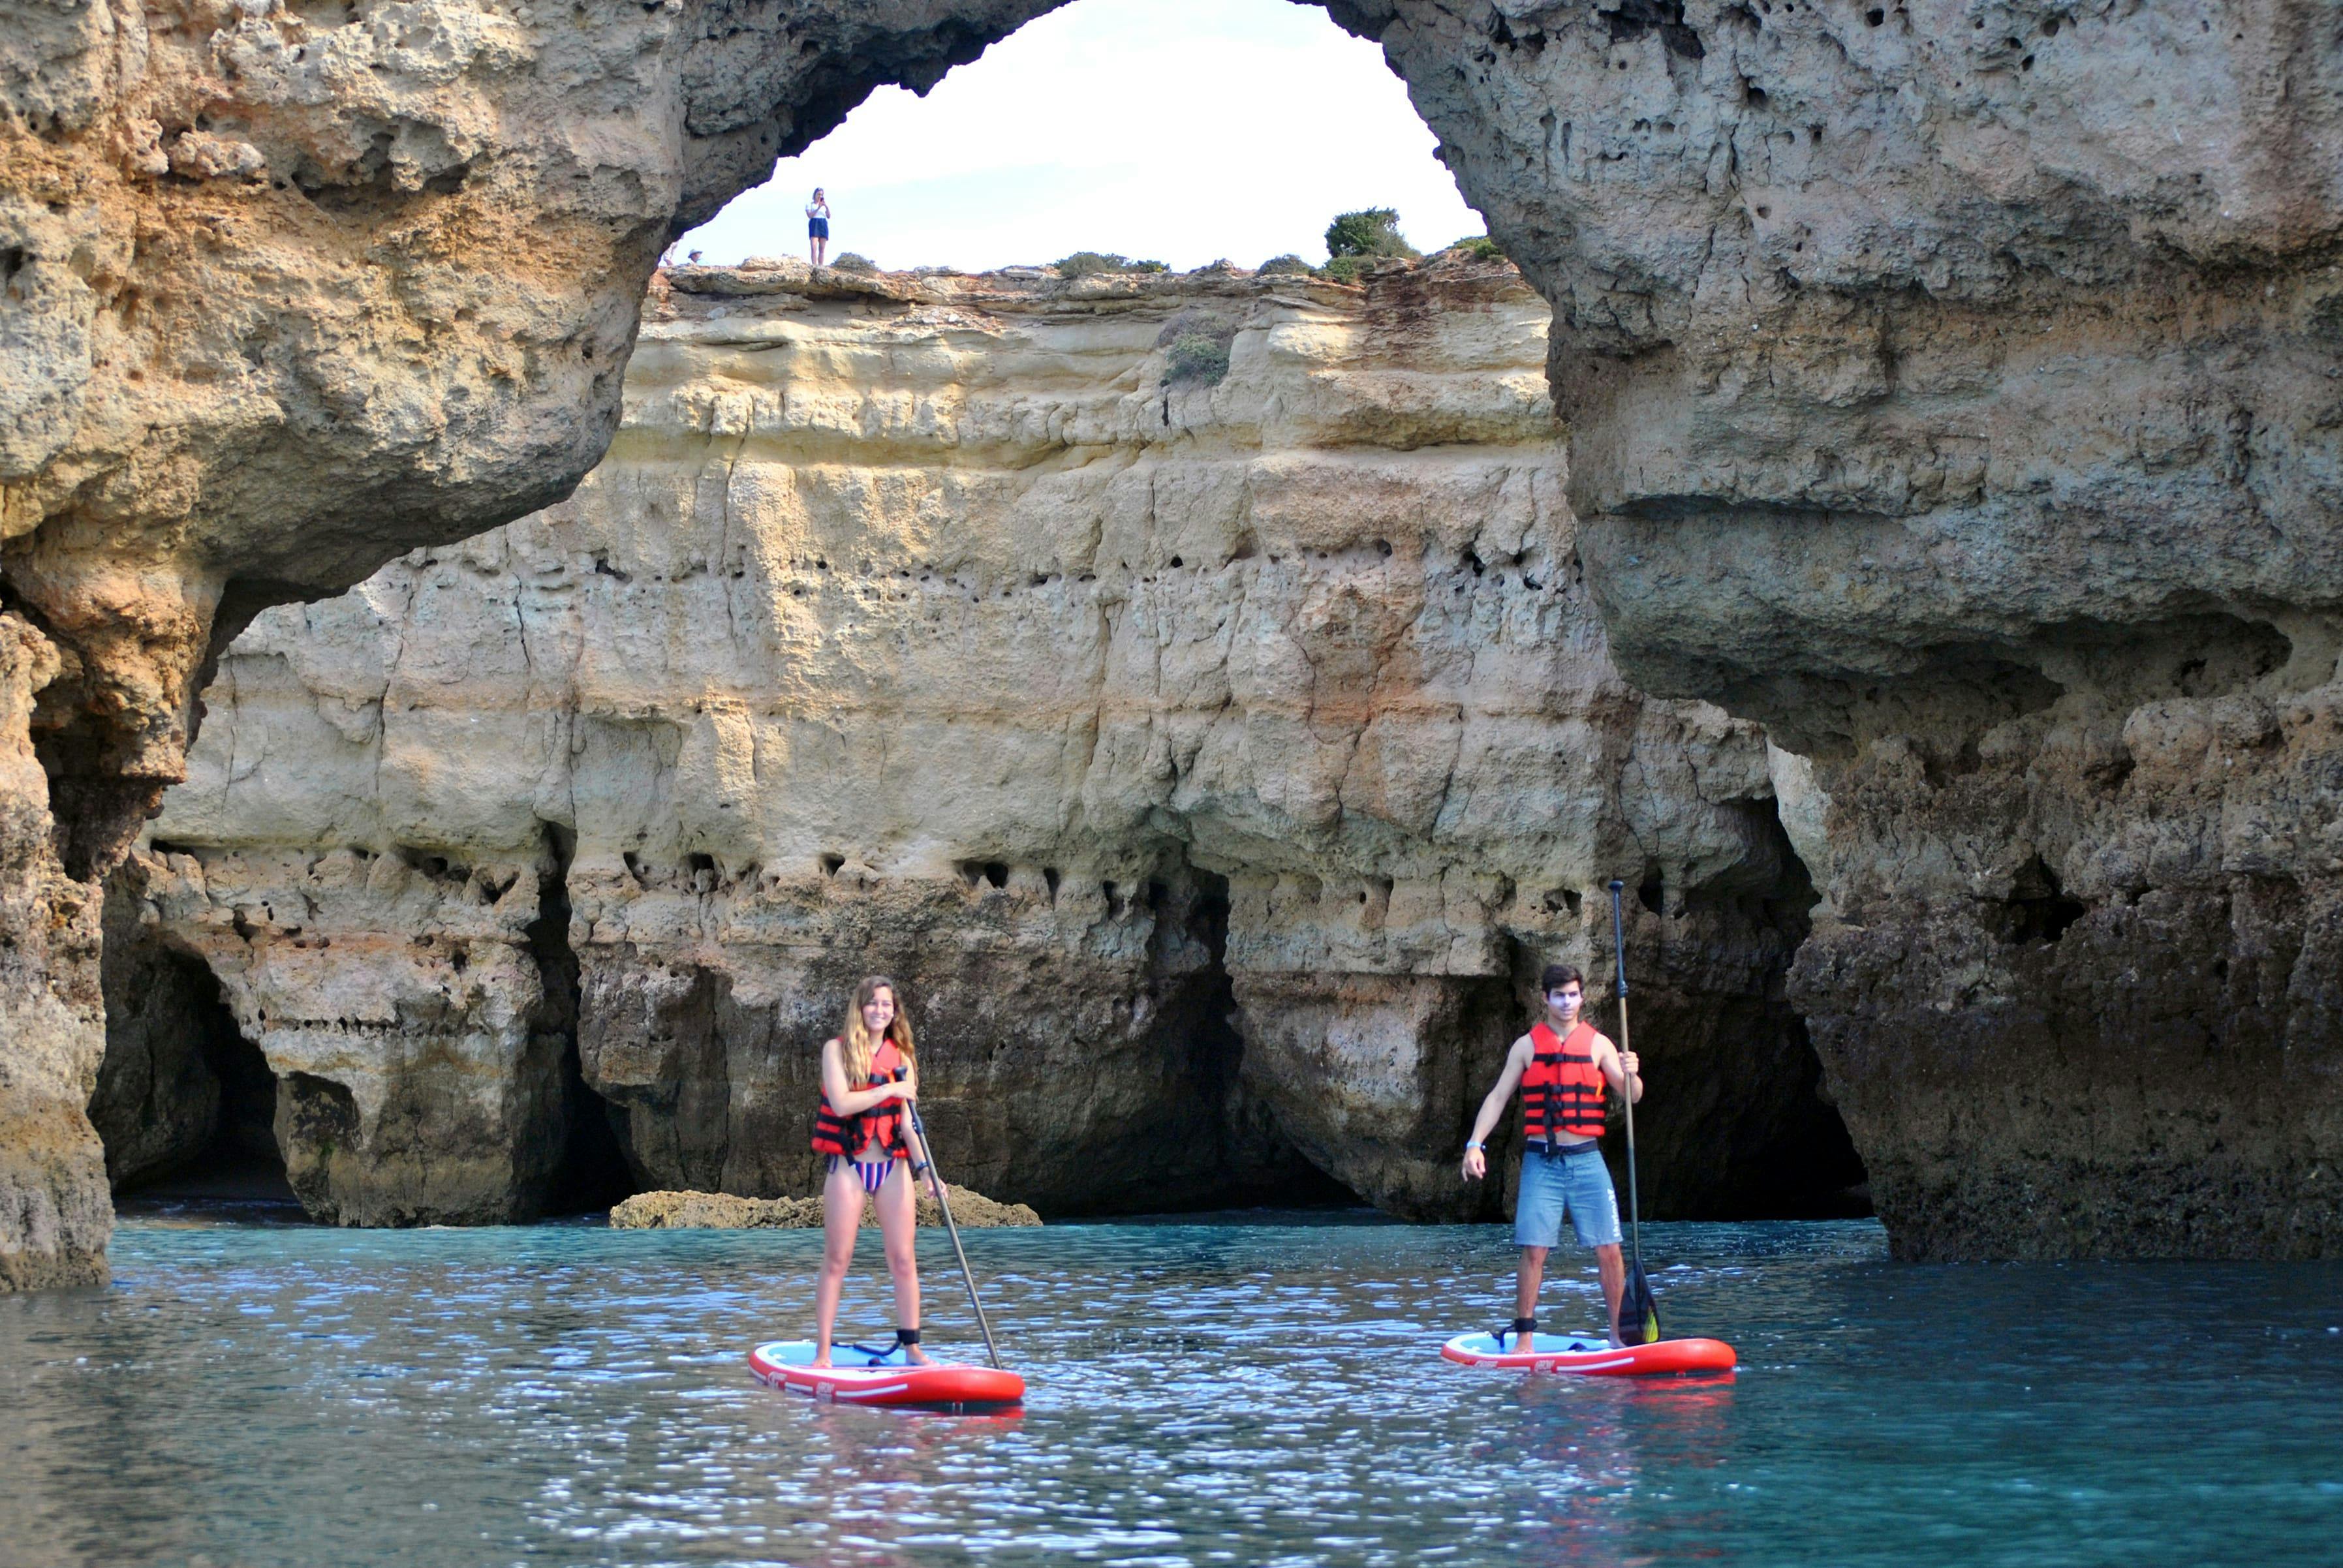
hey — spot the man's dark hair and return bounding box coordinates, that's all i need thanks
[1540,963,1585,994]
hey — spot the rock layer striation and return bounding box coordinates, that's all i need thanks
[119,258,1853,1224]
[14,0,2337,1274]
[1348,1,2343,1256]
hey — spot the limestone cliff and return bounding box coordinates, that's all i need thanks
[119,258,1853,1223]
[1,0,1067,1285]
[13,0,2340,1277]
[1348,1,2343,1257]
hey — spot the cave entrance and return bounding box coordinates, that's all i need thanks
[531,826,641,1217]
[91,910,295,1214]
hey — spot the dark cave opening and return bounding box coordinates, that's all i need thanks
[531,823,640,1216]
[1659,800,1870,1220]
[93,903,294,1210]
[2001,854,2087,946]
[1104,865,1368,1217]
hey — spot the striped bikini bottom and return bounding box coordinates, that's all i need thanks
[828,1154,900,1195]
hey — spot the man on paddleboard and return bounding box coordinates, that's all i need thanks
[1460,963,1643,1349]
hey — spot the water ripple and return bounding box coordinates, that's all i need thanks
[0,1220,2338,1566]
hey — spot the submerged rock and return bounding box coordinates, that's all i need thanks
[610,1186,1040,1229]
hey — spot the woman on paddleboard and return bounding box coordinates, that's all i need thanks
[809,976,933,1368]
[1460,962,1641,1349]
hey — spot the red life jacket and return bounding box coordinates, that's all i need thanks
[810,1036,912,1160]
[1521,1020,1607,1143]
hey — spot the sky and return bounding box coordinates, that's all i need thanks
[677,0,1484,273]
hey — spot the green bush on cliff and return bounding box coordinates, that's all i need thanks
[830,251,880,273]
[1055,251,1170,279]
[1258,253,1314,276]
[1445,234,1504,261]
[1324,208,1419,261]
[1158,309,1236,388]
[1164,333,1231,386]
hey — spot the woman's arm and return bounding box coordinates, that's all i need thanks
[820,1039,910,1115]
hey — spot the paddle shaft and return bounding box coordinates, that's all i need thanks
[895,1078,1004,1370]
[1607,880,1646,1284]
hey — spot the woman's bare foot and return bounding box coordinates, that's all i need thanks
[905,1344,932,1365]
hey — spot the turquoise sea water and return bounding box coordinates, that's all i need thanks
[2,1215,2339,1567]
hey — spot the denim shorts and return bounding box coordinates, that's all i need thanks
[1513,1141,1622,1250]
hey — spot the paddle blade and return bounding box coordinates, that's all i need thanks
[1624,1261,1662,1345]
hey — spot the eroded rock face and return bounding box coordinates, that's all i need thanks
[20,0,2326,1272]
[0,0,1069,1280]
[126,260,1852,1222]
[1340,1,2343,1255]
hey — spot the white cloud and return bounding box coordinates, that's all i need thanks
[678,0,1484,272]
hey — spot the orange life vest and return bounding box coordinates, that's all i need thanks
[810,1036,912,1160]
[1521,1020,1607,1143]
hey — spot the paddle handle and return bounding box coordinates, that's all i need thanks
[898,1079,1004,1370]
[1607,880,1645,1276]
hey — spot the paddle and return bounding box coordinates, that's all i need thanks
[1607,879,1664,1346]
[895,1071,1006,1370]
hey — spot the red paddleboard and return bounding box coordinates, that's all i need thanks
[748,1340,1025,1409]
[1442,1330,1737,1377]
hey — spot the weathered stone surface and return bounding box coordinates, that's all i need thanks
[1,614,110,1289]
[129,260,1852,1225]
[1,0,1070,1284]
[21,0,2330,1272]
[610,1184,1040,1229]
[1337,1,2343,1256]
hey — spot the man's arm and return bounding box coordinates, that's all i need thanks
[1594,1032,1643,1103]
[1461,1034,1534,1178]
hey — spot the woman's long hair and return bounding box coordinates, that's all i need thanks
[841,974,915,1084]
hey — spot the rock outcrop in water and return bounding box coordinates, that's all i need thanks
[610,1186,1041,1229]
[12,0,2340,1276]
[115,258,1854,1225]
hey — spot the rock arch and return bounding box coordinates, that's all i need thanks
[7,1,2341,1282]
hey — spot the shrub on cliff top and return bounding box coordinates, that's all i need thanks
[1325,208,1419,261]
[1258,253,1314,276]
[1445,234,1504,261]
[830,251,880,273]
[1055,251,1171,279]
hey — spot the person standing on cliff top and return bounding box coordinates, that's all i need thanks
[808,975,933,1368]
[806,188,831,268]
[1460,963,1643,1349]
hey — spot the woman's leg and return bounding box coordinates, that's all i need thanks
[874,1160,928,1363]
[812,1160,864,1367]
[811,233,826,267]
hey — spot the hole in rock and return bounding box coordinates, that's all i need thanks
[534,824,637,1215]
[984,861,1010,889]
[820,853,845,876]
[96,915,294,1214]
[2002,855,2086,945]
[1638,862,1666,917]
[1660,802,1870,1218]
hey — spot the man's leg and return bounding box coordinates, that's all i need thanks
[1595,1242,1625,1345]
[1514,1245,1547,1349]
